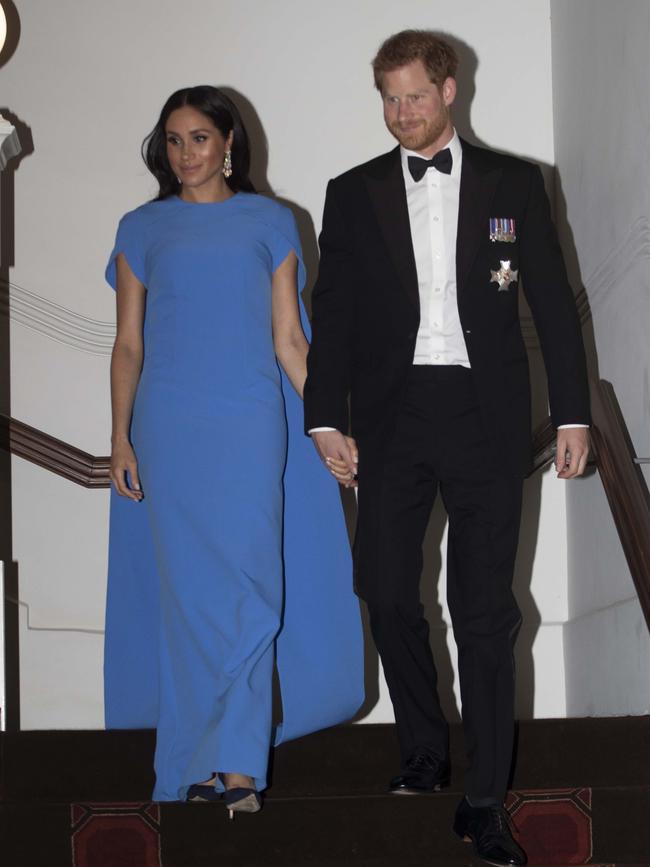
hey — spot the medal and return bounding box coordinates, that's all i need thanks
[489,217,516,243]
[490,260,518,291]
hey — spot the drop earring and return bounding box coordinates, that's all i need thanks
[223,150,233,179]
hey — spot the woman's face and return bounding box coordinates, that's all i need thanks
[165,106,234,195]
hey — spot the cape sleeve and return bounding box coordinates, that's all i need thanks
[265,204,312,344]
[105,209,148,290]
[271,201,365,742]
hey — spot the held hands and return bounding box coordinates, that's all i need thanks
[555,427,590,479]
[110,437,144,500]
[311,430,359,488]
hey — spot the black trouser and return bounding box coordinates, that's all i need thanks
[363,365,523,803]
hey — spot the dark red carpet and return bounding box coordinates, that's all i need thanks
[507,788,594,864]
[70,803,162,867]
[1,719,648,866]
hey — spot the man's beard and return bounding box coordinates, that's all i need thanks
[387,110,449,153]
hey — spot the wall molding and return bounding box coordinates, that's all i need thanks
[581,216,650,314]
[0,280,115,356]
[563,593,644,627]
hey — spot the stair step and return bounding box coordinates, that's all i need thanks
[2,719,648,866]
[2,786,649,867]
[2,717,649,802]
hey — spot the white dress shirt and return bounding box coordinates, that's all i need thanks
[402,131,470,367]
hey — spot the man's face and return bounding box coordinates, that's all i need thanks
[381,59,456,156]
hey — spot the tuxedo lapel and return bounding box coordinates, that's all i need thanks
[456,140,502,295]
[363,148,420,310]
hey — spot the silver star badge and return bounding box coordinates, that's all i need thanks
[490,260,519,291]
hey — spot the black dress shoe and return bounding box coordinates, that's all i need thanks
[388,749,450,794]
[453,798,527,866]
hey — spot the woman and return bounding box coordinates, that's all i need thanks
[104,86,363,811]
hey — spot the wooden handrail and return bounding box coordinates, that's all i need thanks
[1,381,649,633]
[589,380,650,631]
[0,416,110,488]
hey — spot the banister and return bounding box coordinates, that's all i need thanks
[530,416,556,475]
[0,415,110,487]
[589,380,650,631]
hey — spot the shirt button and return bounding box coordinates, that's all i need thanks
[434,354,440,360]
[433,321,440,328]
[434,287,441,293]
[433,216,439,222]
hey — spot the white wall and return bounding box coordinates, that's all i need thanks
[551,0,650,715]
[2,0,568,728]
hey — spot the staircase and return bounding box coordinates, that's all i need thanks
[1,717,648,866]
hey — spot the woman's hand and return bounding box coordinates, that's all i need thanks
[319,434,358,488]
[110,438,143,500]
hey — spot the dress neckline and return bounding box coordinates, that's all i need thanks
[173,192,241,207]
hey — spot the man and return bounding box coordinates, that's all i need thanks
[304,30,590,867]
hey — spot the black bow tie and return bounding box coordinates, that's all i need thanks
[408,149,453,181]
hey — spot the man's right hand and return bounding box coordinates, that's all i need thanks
[311,430,359,488]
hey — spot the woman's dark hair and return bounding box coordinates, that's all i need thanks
[142,85,256,200]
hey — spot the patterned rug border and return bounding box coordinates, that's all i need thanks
[70,802,162,867]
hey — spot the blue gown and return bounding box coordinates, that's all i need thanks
[104,192,364,802]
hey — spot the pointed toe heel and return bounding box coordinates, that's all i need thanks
[223,787,263,820]
[186,783,221,803]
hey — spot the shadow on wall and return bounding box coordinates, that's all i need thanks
[554,173,600,384]
[220,87,320,318]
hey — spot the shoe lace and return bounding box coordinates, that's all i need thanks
[486,805,517,838]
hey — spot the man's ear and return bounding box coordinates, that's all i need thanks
[441,77,457,108]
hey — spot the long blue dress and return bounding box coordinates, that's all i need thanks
[104,192,364,802]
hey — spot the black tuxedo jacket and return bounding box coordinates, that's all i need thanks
[304,139,590,476]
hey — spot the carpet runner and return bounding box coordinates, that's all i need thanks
[1,718,648,866]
